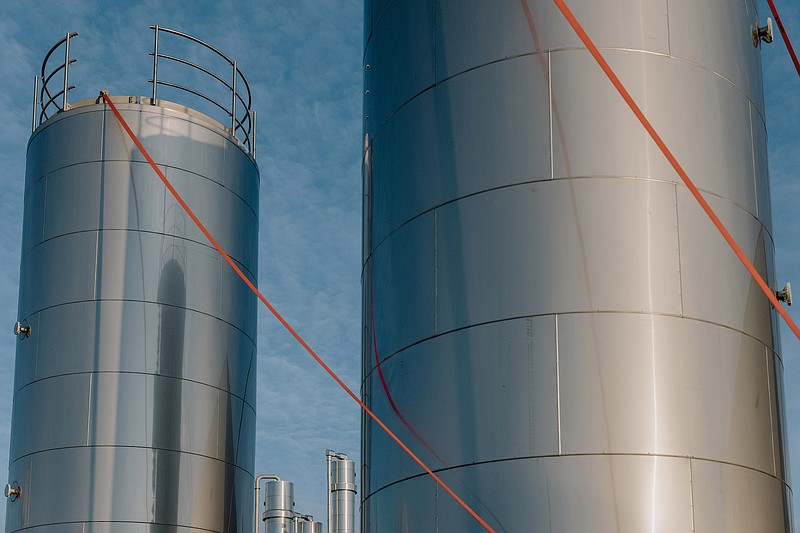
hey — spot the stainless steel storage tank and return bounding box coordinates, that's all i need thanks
[329,458,356,533]
[264,479,295,533]
[362,0,792,531]
[6,92,258,532]
[296,520,323,533]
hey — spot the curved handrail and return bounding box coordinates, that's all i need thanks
[30,28,255,158]
[149,25,255,155]
[34,32,78,128]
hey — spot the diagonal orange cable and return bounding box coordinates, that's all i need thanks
[100,93,496,533]
[550,0,800,343]
[766,0,800,78]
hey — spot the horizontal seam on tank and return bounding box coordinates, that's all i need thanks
[14,370,257,411]
[17,298,256,347]
[363,174,773,268]
[7,444,255,476]
[21,228,257,280]
[28,103,259,170]
[8,519,224,533]
[447,47,764,123]
[22,159,259,221]
[365,46,764,147]
[363,452,790,499]
[363,310,779,383]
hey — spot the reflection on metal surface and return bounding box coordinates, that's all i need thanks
[9,67,258,531]
[362,0,791,530]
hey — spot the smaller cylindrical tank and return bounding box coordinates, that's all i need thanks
[296,520,323,533]
[330,460,357,533]
[264,480,295,533]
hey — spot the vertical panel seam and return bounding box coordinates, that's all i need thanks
[548,51,554,180]
[673,183,684,316]
[665,0,672,56]
[431,0,437,84]
[434,208,438,336]
[765,345,777,476]
[689,457,696,533]
[555,314,562,455]
[749,102,759,220]
[86,373,93,447]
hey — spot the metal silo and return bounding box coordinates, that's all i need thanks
[6,30,258,532]
[263,480,296,533]
[326,450,356,533]
[362,0,792,531]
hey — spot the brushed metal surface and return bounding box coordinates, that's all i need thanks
[550,50,651,182]
[362,0,790,530]
[367,55,551,247]
[20,230,256,339]
[364,317,558,490]
[36,162,257,268]
[677,188,774,347]
[434,0,670,82]
[7,447,249,531]
[667,0,765,114]
[362,0,435,136]
[364,456,697,533]
[25,110,102,187]
[435,179,682,332]
[558,313,776,473]
[10,99,258,532]
[19,177,44,257]
[21,301,255,403]
[691,459,791,533]
[752,100,773,233]
[367,211,435,359]
[331,460,357,533]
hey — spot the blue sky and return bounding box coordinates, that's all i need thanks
[0,0,798,530]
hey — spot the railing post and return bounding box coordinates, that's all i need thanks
[62,33,71,111]
[251,110,257,158]
[32,75,39,132]
[152,25,160,102]
[231,61,237,133]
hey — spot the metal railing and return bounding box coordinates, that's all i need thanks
[30,28,256,158]
[33,32,78,130]
[149,25,256,156]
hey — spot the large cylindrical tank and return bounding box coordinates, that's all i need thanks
[362,0,791,531]
[6,95,259,532]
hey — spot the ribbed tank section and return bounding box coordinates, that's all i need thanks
[361,1,791,531]
[6,97,259,533]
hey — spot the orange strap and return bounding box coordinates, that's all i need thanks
[551,0,800,343]
[100,93,496,533]
[767,0,800,78]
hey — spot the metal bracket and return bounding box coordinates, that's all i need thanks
[4,482,20,502]
[753,18,774,47]
[776,282,792,306]
[13,322,30,339]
